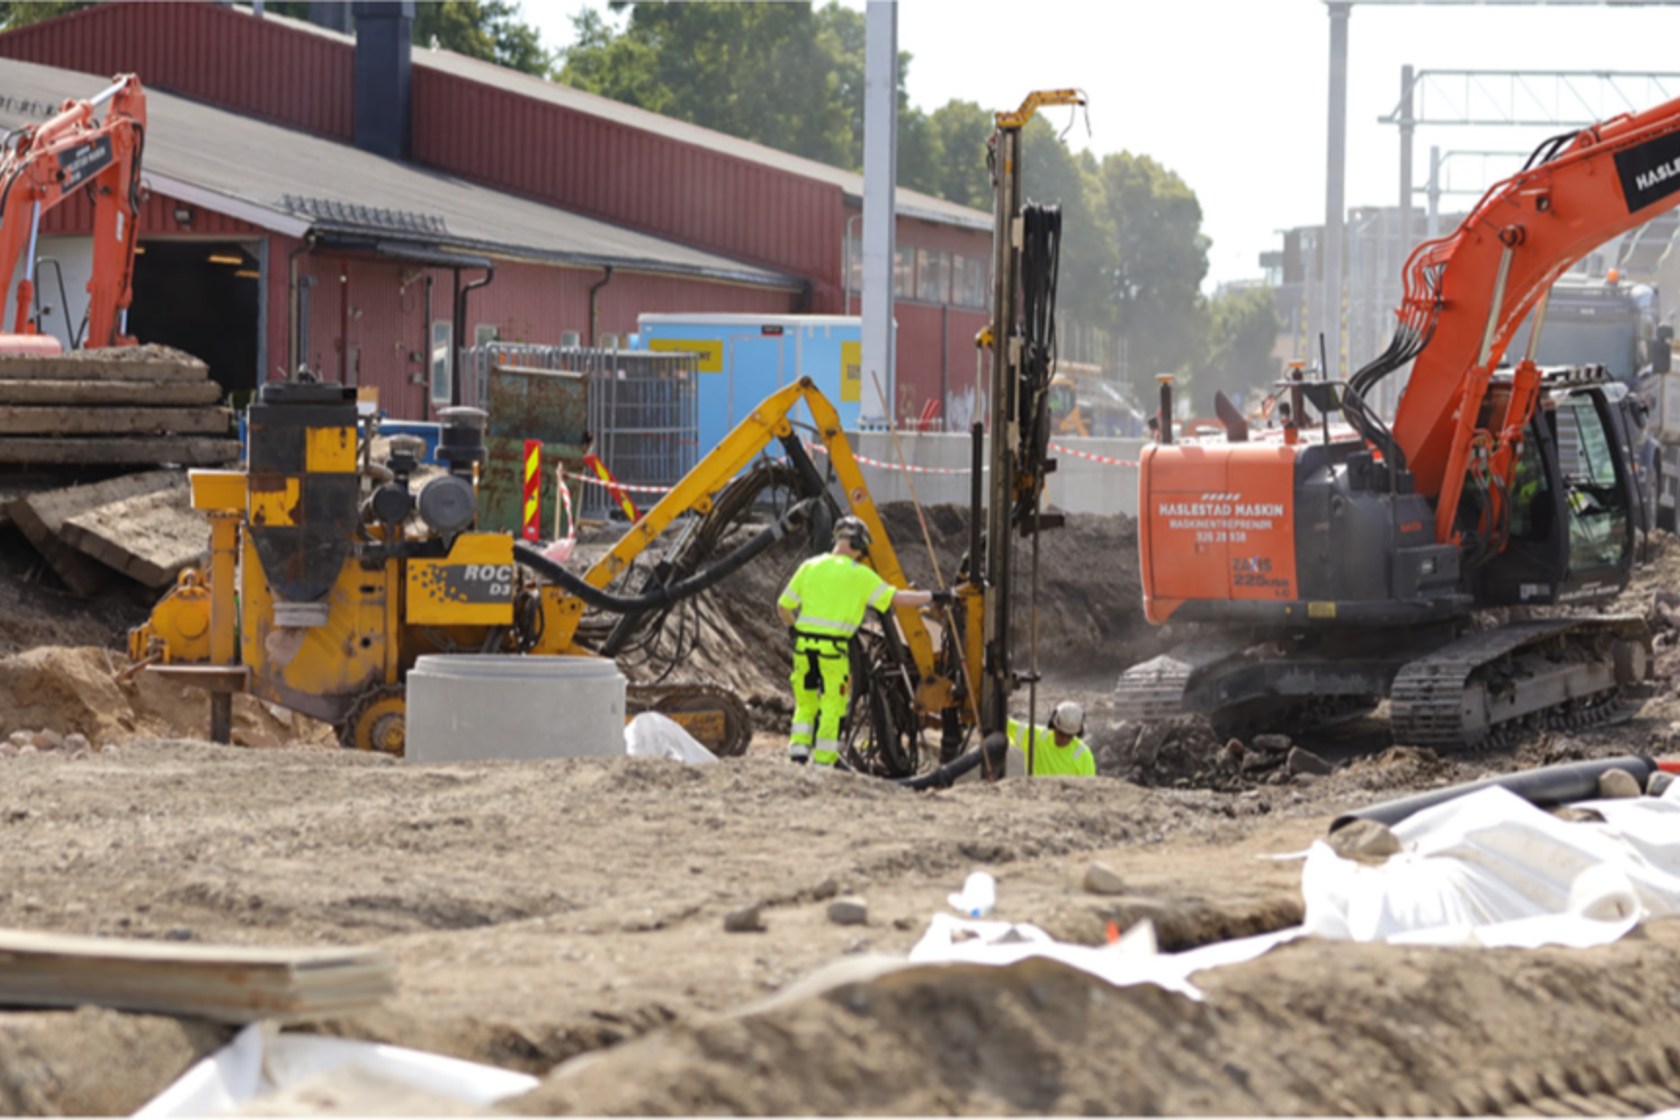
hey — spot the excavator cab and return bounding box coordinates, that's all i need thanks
[1475,371,1642,608]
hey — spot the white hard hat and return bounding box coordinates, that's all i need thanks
[1049,700,1084,737]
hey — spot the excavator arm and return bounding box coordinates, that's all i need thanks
[0,74,146,352]
[1386,91,1680,543]
[560,377,943,687]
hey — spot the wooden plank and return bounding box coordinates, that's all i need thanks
[61,483,209,589]
[0,438,241,466]
[0,344,208,382]
[0,406,231,436]
[0,379,222,405]
[8,470,181,594]
[0,928,394,1024]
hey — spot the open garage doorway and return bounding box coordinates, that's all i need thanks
[128,239,262,402]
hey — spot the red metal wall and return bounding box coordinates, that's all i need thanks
[38,188,269,239]
[290,253,798,421]
[409,66,845,307]
[0,2,354,140]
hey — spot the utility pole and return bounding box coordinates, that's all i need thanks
[1324,0,1350,382]
[861,1,897,426]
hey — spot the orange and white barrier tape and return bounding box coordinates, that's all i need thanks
[562,469,680,495]
[1048,441,1139,468]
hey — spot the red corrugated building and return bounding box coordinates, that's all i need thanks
[0,1,992,424]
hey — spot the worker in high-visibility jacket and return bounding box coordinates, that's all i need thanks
[777,515,949,767]
[1005,700,1096,777]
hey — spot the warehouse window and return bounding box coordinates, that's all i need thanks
[953,255,988,308]
[561,330,581,348]
[474,323,498,347]
[893,247,913,297]
[916,249,949,304]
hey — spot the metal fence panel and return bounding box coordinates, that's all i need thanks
[460,344,700,519]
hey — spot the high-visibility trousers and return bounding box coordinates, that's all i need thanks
[789,632,849,766]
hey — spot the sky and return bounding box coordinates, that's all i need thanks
[526,0,1680,293]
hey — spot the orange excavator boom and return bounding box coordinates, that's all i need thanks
[0,73,146,353]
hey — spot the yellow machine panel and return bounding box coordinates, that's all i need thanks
[249,476,301,528]
[407,533,516,626]
[306,425,358,473]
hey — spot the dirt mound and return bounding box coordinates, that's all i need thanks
[512,924,1680,1117]
[0,645,333,747]
[0,1007,226,1116]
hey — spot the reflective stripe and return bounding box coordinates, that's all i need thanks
[815,739,840,751]
[793,615,856,637]
[790,722,814,735]
[789,743,811,761]
[869,583,895,613]
[779,592,802,608]
[812,741,840,766]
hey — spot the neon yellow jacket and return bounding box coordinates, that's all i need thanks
[778,553,896,638]
[1005,718,1096,777]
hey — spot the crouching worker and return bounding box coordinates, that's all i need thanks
[1006,701,1096,776]
[777,515,948,767]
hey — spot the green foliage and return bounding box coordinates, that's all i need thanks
[561,1,857,169]
[1204,285,1282,403]
[922,100,991,211]
[249,2,551,76]
[1098,151,1212,381]
[415,1,550,75]
[0,2,93,30]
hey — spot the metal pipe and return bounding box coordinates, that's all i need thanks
[1399,64,1414,267]
[1323,1,1351,383]
[1157,373,1174,444]
[843,212,862,314]
[1477,244,1516,368]
[1524,288,1554,363]
[1331,756,1657,833]
[87,79,127,110]
[454,263,496,406]
[587,265,614,346]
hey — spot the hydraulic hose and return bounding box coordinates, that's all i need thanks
[514,499,813,615]
[1329,754,1656,833]
[900,733,1010,791]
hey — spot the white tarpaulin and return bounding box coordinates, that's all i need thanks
[910,777,1680,990]
[133,1022,538,1118]
[624,712,718,764]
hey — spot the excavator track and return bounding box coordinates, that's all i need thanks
[1389,616,1650,749]
[627,680,753,758]
[1114,636,1257,723]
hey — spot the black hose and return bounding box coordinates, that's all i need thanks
[1329,755,1656,833]
[514,499,813,615]
[900,733,1010,791]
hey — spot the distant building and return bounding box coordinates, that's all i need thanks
[0,1,993,424]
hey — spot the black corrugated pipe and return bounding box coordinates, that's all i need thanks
[513,499,813,614]
[1330,755,1658,833]
[901,733,1010,791]
[452,263,495,405]
[588,266,614,346]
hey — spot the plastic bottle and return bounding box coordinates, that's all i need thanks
[948,871,996,918]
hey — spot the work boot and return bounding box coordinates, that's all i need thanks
[788,744,811,765]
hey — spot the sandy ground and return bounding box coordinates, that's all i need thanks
[4,508,1680,1113]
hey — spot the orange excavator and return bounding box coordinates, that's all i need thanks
[1117,92,1680,748]
[0,74,146,355]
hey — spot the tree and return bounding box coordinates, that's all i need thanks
[561,2,856,170]
[923,100,992,211]
[253,3,553,77]
[1098,151,1211,384]
[0,2,91,30]
[1205,285,1282,403]
[1021,117,1114,333]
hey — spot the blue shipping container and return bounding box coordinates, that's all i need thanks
[635,314,873,460]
